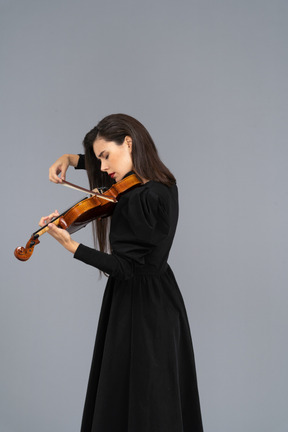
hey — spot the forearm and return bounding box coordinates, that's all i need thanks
[74,244,133,279]
[66,154,80,167]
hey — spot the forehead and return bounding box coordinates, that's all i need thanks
[93,137,107,154]
[93,138,122,158]
[93,138,118,158]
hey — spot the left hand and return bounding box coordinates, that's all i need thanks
[39,210,79,254]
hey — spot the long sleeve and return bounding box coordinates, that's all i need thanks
[74,244,134,279]
[74,154,86,170]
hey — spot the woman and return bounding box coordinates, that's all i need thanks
[42,114,204,432]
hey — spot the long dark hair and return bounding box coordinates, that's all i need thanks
[83,113,176,254]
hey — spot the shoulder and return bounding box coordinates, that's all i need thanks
[122,180,178,213]
[112,180,178,235]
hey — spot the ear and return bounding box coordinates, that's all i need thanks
[125,136,133,152]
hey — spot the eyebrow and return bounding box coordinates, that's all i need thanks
[97,150,105,159]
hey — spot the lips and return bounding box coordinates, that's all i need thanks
[109,173,115,178]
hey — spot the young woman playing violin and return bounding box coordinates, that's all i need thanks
[42,114,204,432]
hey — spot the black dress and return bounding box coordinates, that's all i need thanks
[74,159,203,432]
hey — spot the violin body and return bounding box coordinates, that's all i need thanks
[14,174,142,261]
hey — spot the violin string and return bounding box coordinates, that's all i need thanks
[31,198,88,237]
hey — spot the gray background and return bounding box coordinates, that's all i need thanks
[1,0,287,431]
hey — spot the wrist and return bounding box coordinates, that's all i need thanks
[65,239,80,254]
[66,154,80,168]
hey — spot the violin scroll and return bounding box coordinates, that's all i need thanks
[14,234,40,261]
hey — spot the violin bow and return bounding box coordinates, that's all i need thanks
[61,180,117,203]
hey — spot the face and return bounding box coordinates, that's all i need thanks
[93,136,133,182]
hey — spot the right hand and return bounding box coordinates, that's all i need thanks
[49,154,70,183]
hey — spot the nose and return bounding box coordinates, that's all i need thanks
[100,159,109,172]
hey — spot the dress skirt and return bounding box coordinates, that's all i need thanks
[80,266,204,432]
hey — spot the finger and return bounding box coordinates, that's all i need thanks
[46,223,61,239]
[47,223,58,233]
[48,210,59,220]
[39,216,47,227]
[39,219,50,227]
[47,223,70,242]
[49,168,59,183]
[38,211,59,227]
[50,174,62,184]
[60,166,67,181]
[49,167,62,183]
[38,216,52,227]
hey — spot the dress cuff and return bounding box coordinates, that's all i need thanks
[74,154,86,170]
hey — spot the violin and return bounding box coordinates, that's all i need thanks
[14,174,142,261]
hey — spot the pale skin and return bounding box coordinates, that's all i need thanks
[39,137,135,254]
